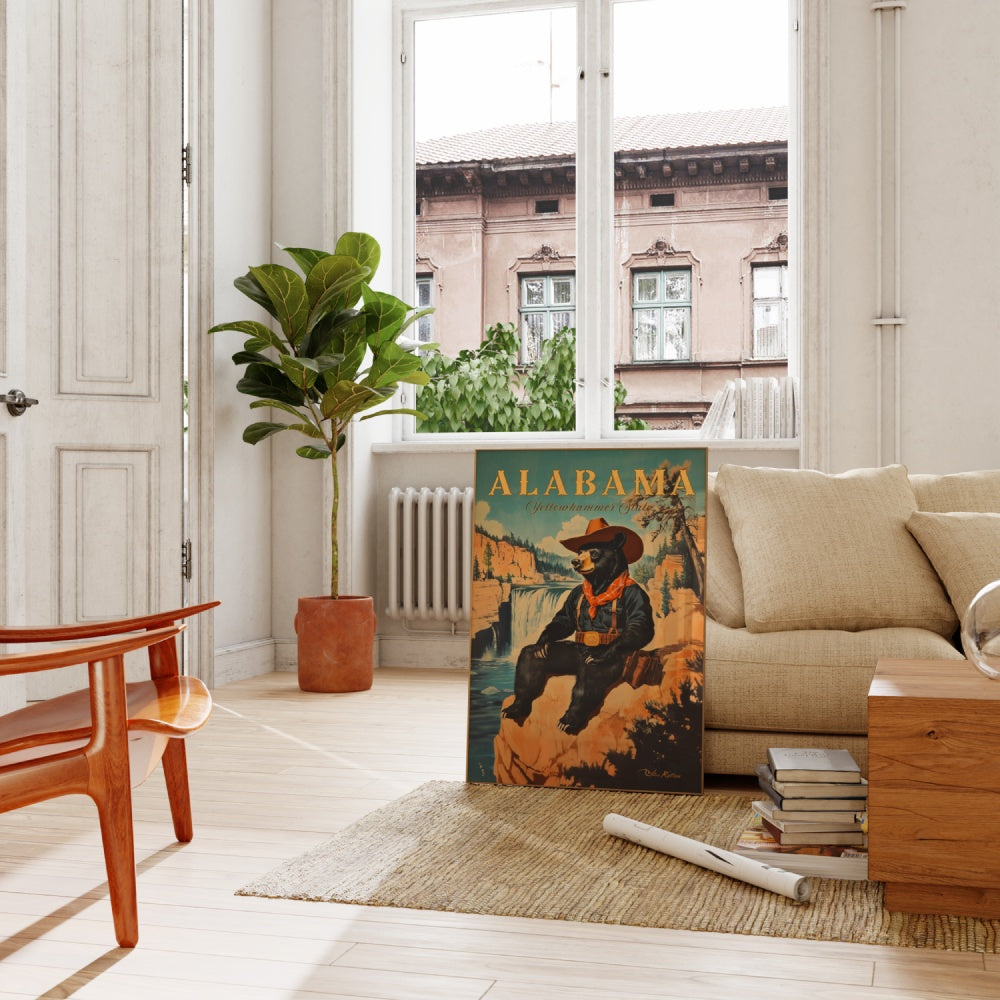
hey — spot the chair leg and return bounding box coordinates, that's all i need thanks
[94,783,140,948]
[161,739,194,842]
[87,655,140,948]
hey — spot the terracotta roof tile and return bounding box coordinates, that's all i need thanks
[416,106,787,165]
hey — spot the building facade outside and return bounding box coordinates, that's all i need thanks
[415,106,789,430]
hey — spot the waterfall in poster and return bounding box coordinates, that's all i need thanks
[467,581,574,782]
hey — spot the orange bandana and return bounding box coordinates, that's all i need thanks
[582,571,634,619]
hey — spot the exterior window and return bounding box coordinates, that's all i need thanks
[632,269,692,361]
[752,263,788,359]
[520,274,575,363]
[415,275,434,344]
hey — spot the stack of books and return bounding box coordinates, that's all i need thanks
[734,747,869,880]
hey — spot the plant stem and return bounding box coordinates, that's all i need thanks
[330,440,340,599]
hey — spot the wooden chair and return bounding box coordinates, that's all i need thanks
[0,601,219,947]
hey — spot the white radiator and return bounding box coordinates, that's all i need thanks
[386,486,474,623]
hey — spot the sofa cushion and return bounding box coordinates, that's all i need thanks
[715,463,958,636]
[704,617,963,734]
[911,470,1000,512]
[705,474,746,628]
[906,511,1000,621]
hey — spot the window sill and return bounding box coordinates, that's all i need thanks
[373,436,801,455]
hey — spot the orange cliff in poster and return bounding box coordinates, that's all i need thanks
[467,448,707,793]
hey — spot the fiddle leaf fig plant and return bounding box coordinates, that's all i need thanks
[209,231,431,598]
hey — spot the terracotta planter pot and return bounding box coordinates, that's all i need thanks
[295,595,375,693]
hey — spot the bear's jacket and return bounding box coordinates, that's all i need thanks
[538,579,655,653]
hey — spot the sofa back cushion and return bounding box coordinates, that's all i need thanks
[715,463,958,636]
[906,511,1000,621]
[705,474,746,628]
[911,470,1000,512]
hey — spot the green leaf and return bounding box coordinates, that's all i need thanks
[278,354,321,392]
[335,232,380,282]
[248,264,310,347]
[320,381,393,422]
[367,341,431,388]
[248,397,304,417]
[236,363,306,406]
[208,319,289,357]
[361,287,409,347]
[231,349,274,367]
[280,246,330,276]
[287,421,325,439]
[306,256,370,319]
[296,444,332,460]
[359,406,426,422]
[233,273,276,319]
[243,421,289,444]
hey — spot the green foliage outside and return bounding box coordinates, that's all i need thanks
[416,323,649,433]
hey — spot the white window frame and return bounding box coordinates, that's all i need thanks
[393,0,800,446]
[750,262,789,360]
[631,268,693,362]
[415,273,435,344]
[520,273,576,363]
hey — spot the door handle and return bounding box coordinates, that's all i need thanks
[1,389,39,416]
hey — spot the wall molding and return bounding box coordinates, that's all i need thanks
[873,0,906,465]
[796,0,832,470]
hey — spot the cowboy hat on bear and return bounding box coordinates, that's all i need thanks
[502,517,655,735]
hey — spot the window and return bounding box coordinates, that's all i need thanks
[520,274,575,363]
[751,263,788,359]
[400,0,791,437]
[632,269,691,361]
[415,275,434,344]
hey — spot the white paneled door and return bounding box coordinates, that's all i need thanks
[2,1,185,700]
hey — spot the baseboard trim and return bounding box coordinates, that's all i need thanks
[213,638,276,687]
[379,633,469,669]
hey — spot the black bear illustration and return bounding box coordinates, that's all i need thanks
[502,517,655,735]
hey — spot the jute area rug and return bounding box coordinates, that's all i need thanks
[237,780,1000,952]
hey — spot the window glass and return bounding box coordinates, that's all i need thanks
[611,0,789,432]
[751,262,788,359]
[403,0,789,437]
[412,7,578,433]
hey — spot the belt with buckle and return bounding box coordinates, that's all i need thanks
[575,630,616,646]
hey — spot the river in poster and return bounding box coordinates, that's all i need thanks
[467,448,707,793]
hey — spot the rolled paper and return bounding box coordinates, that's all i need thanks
[603,812,811,903]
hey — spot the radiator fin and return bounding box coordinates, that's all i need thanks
[386,487,474,623]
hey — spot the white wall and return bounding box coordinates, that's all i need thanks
[210,0,276,683]
[212,0,1000,675]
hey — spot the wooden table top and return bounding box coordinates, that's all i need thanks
[870,657,1000,702]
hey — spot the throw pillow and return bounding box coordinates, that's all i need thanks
[911,469,1000,512]
[705,474,746,628]
[715,463,958,636]
[906,511,1000,621]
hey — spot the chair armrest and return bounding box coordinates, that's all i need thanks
[0,625,183,677]
[0,601,219,643]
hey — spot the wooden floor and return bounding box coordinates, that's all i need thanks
[2,668,999,1000]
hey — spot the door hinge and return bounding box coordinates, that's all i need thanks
[182,539,193,581]
[182,143,193,186]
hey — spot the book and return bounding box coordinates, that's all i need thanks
[755,763,868,800]
[734,823,869,880]
[762,812,865,834]
[760,817,867,847]
[757,781,867,812]
[753,798,866,825]
[766,747,863,783]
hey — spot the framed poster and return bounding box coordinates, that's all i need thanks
[467,448,707,793]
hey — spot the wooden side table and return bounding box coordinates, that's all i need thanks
[868,658,1000,917]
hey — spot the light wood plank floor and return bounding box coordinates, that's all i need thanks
[2,667,998,1000]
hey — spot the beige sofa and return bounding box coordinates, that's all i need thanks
[703,464,1000,776]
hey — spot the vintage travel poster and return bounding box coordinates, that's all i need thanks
[467,448,707,793]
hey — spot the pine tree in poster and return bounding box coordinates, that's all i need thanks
[467,448,707,793]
